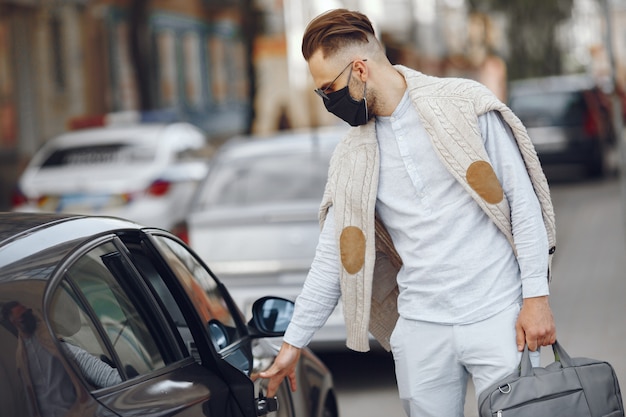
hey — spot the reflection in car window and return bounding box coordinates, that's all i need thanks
[150,236,237,330]
[1,298,81,416]
[49,282,123,389]
[128,248,198,359]
[150,236,253,374]
[201,152,331,208]
[65,242,166,378]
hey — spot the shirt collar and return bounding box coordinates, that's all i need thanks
[378,89,411,121]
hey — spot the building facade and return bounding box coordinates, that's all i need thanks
[0,0,253,210]
[1,0,625,210]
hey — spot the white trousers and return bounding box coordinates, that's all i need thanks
[390,302,540,417]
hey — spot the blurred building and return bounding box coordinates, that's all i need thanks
[0,0,254,210]
[558,0,626,91]
[1,0,625,211]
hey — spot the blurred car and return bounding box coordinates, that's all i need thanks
[508,74,618,177]
[12,122,210,230]
[0,212,338,417]
[176,126,353,350]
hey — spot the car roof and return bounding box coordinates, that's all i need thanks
[0,213,145,281]
[216,126,348,160]
[48,124,172,146]
[509,74,597,96]
[0,212,80,245]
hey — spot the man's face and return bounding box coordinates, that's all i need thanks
[10,304,37,335]
[308,50,376,124]
[308,51,364,100]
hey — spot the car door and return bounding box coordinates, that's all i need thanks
[133,231,260,415]
[128,231,297,417]
[47,236,244,417]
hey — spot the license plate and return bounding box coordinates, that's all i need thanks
[45,194,128,212]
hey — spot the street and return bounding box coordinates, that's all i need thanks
[316,174,626,417]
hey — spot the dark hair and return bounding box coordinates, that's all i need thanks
[1,301,19,321]
[302,9,376,61]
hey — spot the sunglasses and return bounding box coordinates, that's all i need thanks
[314,59,367,100]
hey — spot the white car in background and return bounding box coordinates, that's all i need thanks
[176,126,362,350]
[12,122,210,231]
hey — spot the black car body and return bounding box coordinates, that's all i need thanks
[508,74,617,177]
[0,212,337,417]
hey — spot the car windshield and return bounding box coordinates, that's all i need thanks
[40,143,156,168]
[509,91,587,128]
[201,151,331,208]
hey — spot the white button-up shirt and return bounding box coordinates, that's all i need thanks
[284,91,549,347]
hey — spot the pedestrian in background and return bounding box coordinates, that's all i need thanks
[258,8,557,417]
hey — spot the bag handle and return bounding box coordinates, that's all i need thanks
[520,340,573,376]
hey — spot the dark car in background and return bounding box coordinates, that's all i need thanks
[508,74,618,177]
[175,126,353,350]
[0,212,338,417]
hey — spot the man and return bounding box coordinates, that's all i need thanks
[258,9,556,416]
[2,301,122,417]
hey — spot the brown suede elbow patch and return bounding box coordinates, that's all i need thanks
[340,226,366,274]
[466,160,504,204]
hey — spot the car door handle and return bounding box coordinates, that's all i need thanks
[255,394,279,416]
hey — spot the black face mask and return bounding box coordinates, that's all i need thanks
[323,83,369,127]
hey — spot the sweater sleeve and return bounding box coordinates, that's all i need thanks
[480,111,550,298]
[62,342,122,388]
[283,206,341,348]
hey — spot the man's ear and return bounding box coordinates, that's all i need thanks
[353,59,368,82]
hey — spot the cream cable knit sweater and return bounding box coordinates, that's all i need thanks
[319,66,556,352]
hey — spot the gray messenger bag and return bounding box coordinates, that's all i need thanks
[478,341,624,417]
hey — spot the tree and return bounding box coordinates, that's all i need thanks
[468,0,574,80]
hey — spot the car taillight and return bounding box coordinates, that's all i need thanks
[11,187,28,208]
[147,180,171,197]
[584,112,600,137]
[171,221,189,244]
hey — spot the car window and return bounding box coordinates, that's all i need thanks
[40,143,156,168]
[509,91,587,127]
[59,241,168,380]
[130,234,253,374]
[127,246,203,360]
[150,235,238,331]
[147,236,255,374]
[200,151,331,208]
[49,281,124,389]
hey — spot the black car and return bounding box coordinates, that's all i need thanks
[0,212,338,417]
[508,74,617,177]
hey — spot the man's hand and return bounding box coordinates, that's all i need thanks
[515,295,556,352]
[255,342,302,398]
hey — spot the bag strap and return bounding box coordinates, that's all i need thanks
[520,340,573,376]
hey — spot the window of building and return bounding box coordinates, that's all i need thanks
[50,13,66,92]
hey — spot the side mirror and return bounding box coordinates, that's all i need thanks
[248,296,294,337]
